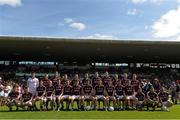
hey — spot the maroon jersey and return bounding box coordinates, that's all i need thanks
[115,85,124,96]
[113,79,120,86]
[54,85,63,96]
[22,92,32,102]
[136,92,145,101]
[63,85,72,95]
[153,83,161,93]
[124,85,134,96]
[158,92,169,102]
[42,79,49,87]
[51,77,60,86]
[95,85,105,95]
[102,77,111,87]
[9,91,19,99]
[83,85,93,95]
[106,85,115,96]
[72,85,81,95]
[131,80,139,92]
[61,79,69,86]
[92,77,101,86]
[122,79,129,86]
[36,86,46,97]
[82,78,92,86]
[46,86,54,97]
[148,92,157,100]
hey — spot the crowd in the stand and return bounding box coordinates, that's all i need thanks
[0,70,180,112]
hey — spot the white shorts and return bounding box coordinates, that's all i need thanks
[116,95,124,100]
[29,90,36,96]
[72,95,80,100]
[54,95,61,98]
[36,96,45,101]
[4,93,9,98]
[45,96,53,101]
[61,95,70,99]
[84,95,91,99]
[96,95,105,99]
[162,101,168,106]
[0,91,4,97]
[126,95,135,100]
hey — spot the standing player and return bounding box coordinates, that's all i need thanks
[106,80,116,109]
[131,74,140,93]
[6,86,20,111]
[158,87,173,111]
[82,73,92,86]
[54,80,63,111]
[61,74,70,86]
[60,80,72,110]
[135,88,146,110]
[27,72,39,96]
[92,72,102,87]
[71,81,82,110]
[82,80,94,110]
[147,87,158,111]
[94,80,107,111]
[124,80,136,110]
[51,71,61,87]
[115,80,125,110]
[45,81,55,110]
[42,74,50,88]
[113,74,121,86]
[102,71,111,87]
[34,80,46,111]
[20,87,33,110]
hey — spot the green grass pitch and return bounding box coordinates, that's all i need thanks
[0,105,180,119]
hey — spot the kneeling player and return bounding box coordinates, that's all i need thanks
[6,86,20,111]
[82,80,94,110]
[147,87,158,111]
[135,88,145,110]
[71,81,82,110]
[34,80,46,111]
[20,87,33,110]
[106,80,116,109]
[94,80,107,111]
[61,80,72,110]
[158,87,173,111]
[45,81,55,110]
[54,80,63,111]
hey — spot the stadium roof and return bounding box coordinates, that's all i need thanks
[0,36,180,63]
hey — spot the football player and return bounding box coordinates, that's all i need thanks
[106,80,116,109]
[135,88,145,110]
[147,87,158,111]
[54,80,63,111]
[94,80,107,111]
[45,81,55,110]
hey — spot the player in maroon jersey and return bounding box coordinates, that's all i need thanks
[34,80,46,111]
[60,80,72,110]
[102,71,111,87]
[45,81,54,110]
[122,73,129,86]
[147,87,158,111]
[113,74,121,86]
[6,86,20,111]
[131,74,140,93]
[42,74,50,87]
[94,80,107,111]
[82,80,94,109]
[71,74,80,86]
[53,80,63,111]
[92,72,102,87]
[135,88,145,110]
[124,80,136,109]
[82,73,92,86]
[51,71,61,87]
[115,80,125,110]
[71,80,82,110]
[152,78,161,93]
[20,87,33,110]
[158,87,173,111]
[106,80,116,109]
[61,74,70,86]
